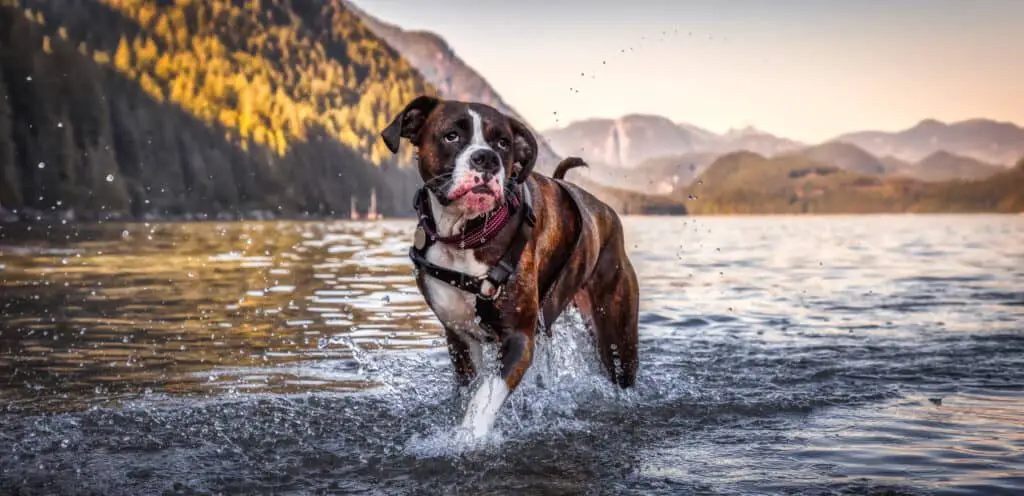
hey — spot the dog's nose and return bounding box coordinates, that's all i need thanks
[469,149,501,177]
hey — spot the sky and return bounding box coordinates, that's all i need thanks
[352,0,1024,143]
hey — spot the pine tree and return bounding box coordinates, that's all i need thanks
[0,66,22,208]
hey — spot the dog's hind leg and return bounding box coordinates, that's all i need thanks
[580,246,640,389]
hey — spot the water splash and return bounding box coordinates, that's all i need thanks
[401,307,633,458]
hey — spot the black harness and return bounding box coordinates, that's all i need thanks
[408,179,536,333]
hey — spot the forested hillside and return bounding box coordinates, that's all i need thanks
[678,152,1024,214]
[0,0,435,221]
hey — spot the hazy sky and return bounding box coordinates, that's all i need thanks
[353,0,1024,143]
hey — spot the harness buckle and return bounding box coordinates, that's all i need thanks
[478,277,502,300]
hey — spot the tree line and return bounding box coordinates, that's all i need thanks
[0,0,437,221]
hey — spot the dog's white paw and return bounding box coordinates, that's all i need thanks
[459,375,508,439]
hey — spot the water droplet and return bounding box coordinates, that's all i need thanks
[105,174,114,182]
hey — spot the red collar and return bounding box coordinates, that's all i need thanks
[415,186,521,250]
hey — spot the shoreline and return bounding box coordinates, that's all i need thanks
[3,211,1023,230]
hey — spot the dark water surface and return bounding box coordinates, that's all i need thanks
[1,215,1022,495]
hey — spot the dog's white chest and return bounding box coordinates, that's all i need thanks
[422,243,490,339]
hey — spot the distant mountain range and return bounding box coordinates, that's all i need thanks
[542,114,1024,195]
[836,118,1024,167]
[543,116,804,169]
[547,115,1024,170]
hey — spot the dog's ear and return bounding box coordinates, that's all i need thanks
[509,118,538,183]
[380,95,441,154]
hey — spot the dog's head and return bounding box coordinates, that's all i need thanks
[380,96,538,217]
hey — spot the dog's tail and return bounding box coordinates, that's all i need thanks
[553,157,588,180]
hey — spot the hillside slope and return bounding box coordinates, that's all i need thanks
[894,150,1006,182]
[679,152,1024,215]
[0,0,435,221]
[350,2,561,170]
[790,141,888,175]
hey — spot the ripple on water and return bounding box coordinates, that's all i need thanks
[1,215,1023,494]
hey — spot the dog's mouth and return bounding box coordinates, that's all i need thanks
[470,184,495,196]
[447,182,500,201]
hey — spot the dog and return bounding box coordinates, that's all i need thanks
[380,96,639,439]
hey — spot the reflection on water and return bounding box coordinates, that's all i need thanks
[1,215,1023,494]
[0,221,440,409]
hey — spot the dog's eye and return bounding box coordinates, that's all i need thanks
[495,138,510,151]
[442,132,460,143]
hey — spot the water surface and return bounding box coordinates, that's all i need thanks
[1,215,1022,495]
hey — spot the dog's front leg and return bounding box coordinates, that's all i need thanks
[459,269,540,439]
[458,324,536,439]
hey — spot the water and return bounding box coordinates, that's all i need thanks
[1,215,1022,495]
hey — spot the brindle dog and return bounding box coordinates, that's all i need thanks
[381,96,639,438]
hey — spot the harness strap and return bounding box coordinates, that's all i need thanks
[409,248,487,294]
[410,182,535,304]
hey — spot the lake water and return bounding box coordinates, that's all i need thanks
[1,215,1022,495]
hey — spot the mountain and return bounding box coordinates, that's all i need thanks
[543,117,804,169]
[785,142,1002,182]
[835,118,1024,166]
[717,126,804,157]
[908,157,1024,212]
[543,114,703,169]
[789,141,887,175]
[349,1,561,169]
[676,122,718,144]
[1,0,435,221]
[894,150,1005,182]
[350,3,686,213]
[879,155,914,174]
[678,152,1024,215]
[561,152,717,195]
